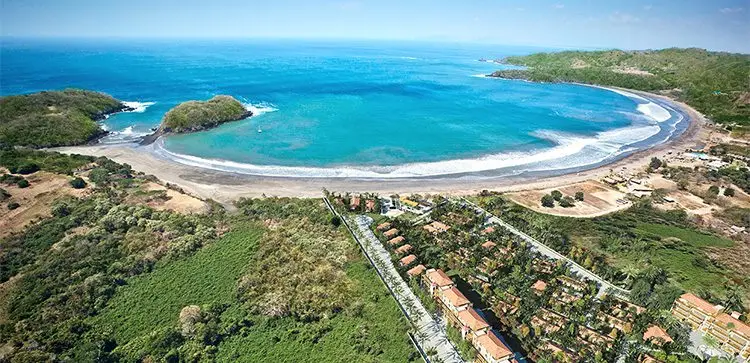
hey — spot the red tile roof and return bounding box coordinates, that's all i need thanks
[388,236,406,245]
[443,286,471,308]
[643,325,673,344]
[383,228,399,238]
[395,244,413,255]
[531,280,547,292]
[481,226,495,235]
[482,241,497,249]
[376,222,391,231]
[425,269,453,288]
[714,313,750,337]
[678,293,720,315]
[458,308,490,332]
[399,254,417,266]
[475,330,513,360]
[350,197,360,208]
[431,221,450,232]
[365,199,376,211]
[407,264,426,276]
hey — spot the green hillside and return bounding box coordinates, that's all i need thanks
[0,89,127,147]
[493,48,750,130]
[161,95,250,133]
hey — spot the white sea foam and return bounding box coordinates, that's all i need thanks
[243,102,278,117]
[588,86,672,122]
[122,101,156,113]
[104,125,151,142]
[471,74,488,78]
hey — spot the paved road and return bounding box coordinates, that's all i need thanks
[461,199,631,299]
[351,215,464,363]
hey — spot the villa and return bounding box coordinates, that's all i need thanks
[399,254,417,267]
[474,330,514,363]
[424,221,451,234]
[388,236,406,246]
[376,222,391,231]
[423,268,454,294]
[350,196,360,210]
[441,286,471,313]
[395,244,413,255]
[407,264,426,277]
[457,308,491,340]
[482,240,497,249]
[531,280,548,293]
[383,228,399,238]
[643,325,673,345]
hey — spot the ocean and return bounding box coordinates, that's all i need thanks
[0,38,688,178]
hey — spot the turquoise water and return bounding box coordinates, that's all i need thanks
[1,39,687,178]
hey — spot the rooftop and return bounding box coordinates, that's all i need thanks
[376,222,391,231]
[443,286,471,308]
[677,293,721,315]
[425,269,454,287]
[714,312,750,337]
[643,325,673,344]
[395,244,413,254]
[531,280,548,292]
[475,330,513,360]
[383,228,399,237]
[457,308,490,332]
[407,264,426,276]
[388,236,406,245]
[400,254,417,266]
[481,241,497,249]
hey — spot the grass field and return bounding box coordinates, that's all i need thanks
[635,223,734,248]
[92,222,416,362]
[93,223,263,341]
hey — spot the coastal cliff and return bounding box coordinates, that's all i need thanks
[141,95,251,144]
[0,89,133,148]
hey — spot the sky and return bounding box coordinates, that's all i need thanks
[1,0,749,52]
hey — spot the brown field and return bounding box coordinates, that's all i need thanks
[0,171,88,238]
[507,180,631,217]
[142,182,208,214]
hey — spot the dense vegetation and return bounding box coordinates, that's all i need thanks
[160,95,250,133]
[492,48,750,129]
[0,89,128,147]
[476,195,747,311]
[0,151,415,362]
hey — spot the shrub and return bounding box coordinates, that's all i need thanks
[16,162,40,175]
[551,190,563,201]
[649,157,663,170]
[559,196,576,208]
[69,177,87,189]
[17,179,30,188]
[707,185,720,196]
[0,187,10,201]
[723,187,735,197]
[7,202,20,210]
[574,191,584,201]
[541,194,555,208]
[330,215,342,227]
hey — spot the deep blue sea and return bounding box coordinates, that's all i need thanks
[0,39,687,178]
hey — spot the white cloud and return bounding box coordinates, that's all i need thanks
[609,11,641,24]
[553,4,565,9]
[719,7,744,14]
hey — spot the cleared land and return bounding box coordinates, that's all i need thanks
[507,180,630,217]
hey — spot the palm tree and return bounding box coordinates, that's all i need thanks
[622,263,640,287]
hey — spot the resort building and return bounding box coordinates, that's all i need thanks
[440,286,471,313]
[423,268,454,295]
[395,244,413,255]
[376,222,391,231]
[406,264,426,277]
[350,197,360,210]
[383,228,399,238]
[424,221,451,234]
[643,325,673,345]
[365,199,376,212]
[457,308,491,340]
[399,254,417,267]
[671,293,750,359]
[474,330,514,363]
[388,236,405,246]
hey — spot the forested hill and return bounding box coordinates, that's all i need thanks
[491,48,750,131]
[160,95,250,133]
[0,89,130,148]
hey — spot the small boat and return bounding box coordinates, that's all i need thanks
[257,127,262,133]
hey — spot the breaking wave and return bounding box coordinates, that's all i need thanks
[122,101,156,113]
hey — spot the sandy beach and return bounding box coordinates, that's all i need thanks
[54,89,711,204]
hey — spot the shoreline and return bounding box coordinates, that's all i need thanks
[54,87,709,203]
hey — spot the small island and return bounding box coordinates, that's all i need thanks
[142,95,250,144]
[0,89,132,148]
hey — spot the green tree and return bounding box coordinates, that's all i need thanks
[17,179,29,188]
[7,201,20,210]
[649,157,663,170]
[559,196,575,208]
[551,190,563,201]
[708,185,720,196]
[16,162,40,175]
[330,215,342,227]
[723,187,735,197]
[541,194,555,208]
[69,177,87,189]
[574,191,584,201]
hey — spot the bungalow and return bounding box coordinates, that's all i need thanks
[531,280,548,293]
[424,268,455,295]
[395,244,413,255]
[407,264,426,277]
[399,254,417,267]
[388,236,406,246]
[350,197,361,210]
[643,325,673,345]
[474,330,513,363]
[376,222,391,231]
[430,221,451,233]
[365,199,376,212]
[423,224,438,233]
[457,308,491,340]
[482,241,497,249]
[383,228,399,238]
[481,226,495,235]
